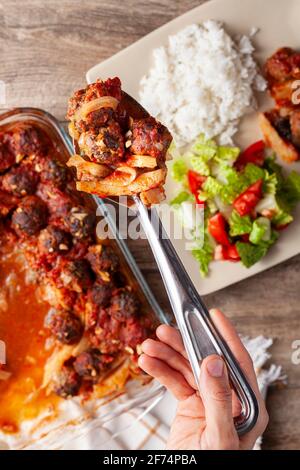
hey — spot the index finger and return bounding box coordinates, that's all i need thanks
[209,309,260,396]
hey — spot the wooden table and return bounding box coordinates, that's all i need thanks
[1,0,299,450]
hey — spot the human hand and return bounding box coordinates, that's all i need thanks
[138,309,268,450]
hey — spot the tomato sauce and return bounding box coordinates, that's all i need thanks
[0,249,58,433]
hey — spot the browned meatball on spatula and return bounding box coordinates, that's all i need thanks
[78,121,125,165]
[130,117,172,160]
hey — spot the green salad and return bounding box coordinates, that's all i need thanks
[170,135,300,277]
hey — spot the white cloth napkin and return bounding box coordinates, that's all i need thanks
[63,335,285,450]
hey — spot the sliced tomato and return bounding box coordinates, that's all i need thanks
[233,179,263,216]
[187,170,206,204]
[235,140,265,170]
[226,244,240,261]
[187,170,206,193]
[214,244,240,262]
[208,213,231,247]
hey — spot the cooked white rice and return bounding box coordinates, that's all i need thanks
[139,21,266,147]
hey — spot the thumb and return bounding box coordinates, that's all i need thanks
[199,355,239,450]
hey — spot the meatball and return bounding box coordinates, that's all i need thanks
[86,245,119,275]
[119,318,147,350]
[53,363,81,398]
[90,310,122,353]
[44,308,83,344]
[5,125,48,159]
[290,110,300,148]
[73,348,113,382]
[67,77,122,120]
[38,226,71,254]
[40,158,69,188]
[0,138,16,171]
[11,195,48,236]
[265,47,294,82]
[75,108,116,133]
[79,121,125,165]
[59,259,94,292]
[109,290,139,321]
[66,206,96,239]
[2,166,39,196]
[130,117,172,159]
[88,281,113,308]
[265,47,300,83]
[37,183,78,218]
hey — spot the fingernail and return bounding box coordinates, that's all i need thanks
[206,357,224,377]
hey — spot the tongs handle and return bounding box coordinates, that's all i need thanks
[134,197,258,436]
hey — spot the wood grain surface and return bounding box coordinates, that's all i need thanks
[1,0,299,450]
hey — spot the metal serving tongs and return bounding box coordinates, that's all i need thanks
[72,91,259,436]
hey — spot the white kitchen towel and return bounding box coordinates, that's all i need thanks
[63,335,285,450]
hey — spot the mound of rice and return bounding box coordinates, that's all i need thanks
[139,20,266,147]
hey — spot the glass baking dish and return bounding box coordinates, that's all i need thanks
[0,107,169,450]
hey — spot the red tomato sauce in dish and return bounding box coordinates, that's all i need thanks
[0,248,59,433]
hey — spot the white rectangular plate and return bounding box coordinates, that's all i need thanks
[87,0,300,295]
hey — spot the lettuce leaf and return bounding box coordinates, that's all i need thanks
[263,172,278,195]
[214,163,247,203]
[255,184,293,227]
[202,176,223,197]
[192,234,214,278]
[190,155,211,176]
[229,210,252,237]
[172,159,188,182]
[279,170,300,210]
[272,202,293,226]
[264,155,285,189]
[190,134,219,176]
[206,198,218,215]
[244,163,265,185]
[236,231,278,268]
[218,162,265,205]
[192,134,217,154]
[170,191,193,206]
[264,157,300,212]
[236,242,268,268]
[249,217,271,244]
[215,146,240,165]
